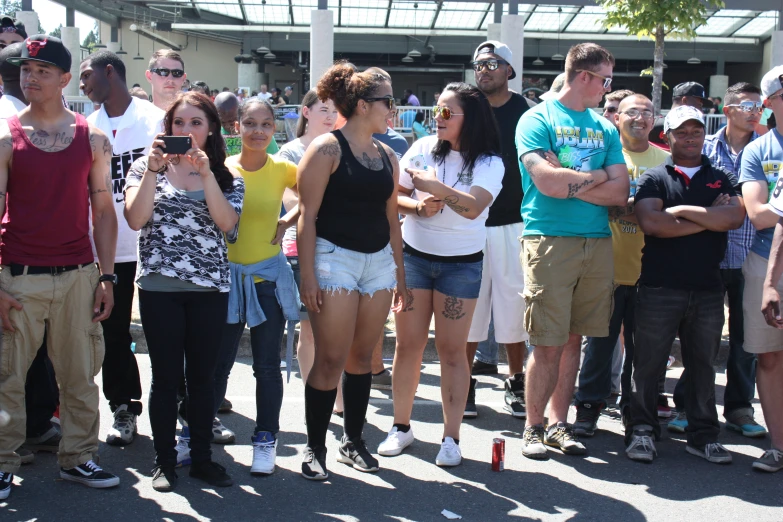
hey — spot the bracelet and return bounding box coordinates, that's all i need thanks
[415,203,421,216]
[147,163,167,174]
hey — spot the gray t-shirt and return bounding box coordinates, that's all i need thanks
[277,138,307,245]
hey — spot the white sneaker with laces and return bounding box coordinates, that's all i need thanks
[251,432,277,475]
[106,405,137,446]
[175,427,191,468]
[435,437,462,467]
[212,417,236,444]
[378,426,414,457]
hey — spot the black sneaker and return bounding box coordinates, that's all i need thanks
[218,398,233,413]
[151,465,178,492]
[503,373,526,418]
[337,437,379,472]
[189,461,233,487]
[573,401,605,437]
[464,377,478,418]
[23,426,61,453]
[544,422,587,455]
[59,460,120,488]
[0,472,12,500]
[301,446,329,481]
[686,442,733,464]
[471,360,498,375]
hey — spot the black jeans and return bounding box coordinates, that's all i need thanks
[576,285,636,410]
[139,289,228,467]
[629,285,723,448]
[100,262,143,415]
[24,335,59,437]
[672,268,757,417]
[214,281,285,434]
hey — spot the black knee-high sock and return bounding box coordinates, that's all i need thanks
[342,371,372,440]
[305,383,337,450]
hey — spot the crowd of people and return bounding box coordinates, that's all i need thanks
[0,14,781,501]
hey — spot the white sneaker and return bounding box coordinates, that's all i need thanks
[378,426,415,457]
[250,431,277,476]
[106,405,137,446]
[212,417,236,444]
[175,427,191,468]
[436,437,462,467]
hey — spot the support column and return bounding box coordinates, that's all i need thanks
[771,31,783,73]
[709,75,729,99]
[14,10,38,37]
[238,63,261,94]
[62,28,81,96]
[107,26,120,53]
[487,0,502,40]
[310,7,334,85]
[487,24,501,41]
[501,14,524,92]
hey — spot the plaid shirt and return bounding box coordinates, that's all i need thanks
[703,128,759,269]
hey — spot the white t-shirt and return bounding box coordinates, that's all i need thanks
[277,138,307,250]
[257,92,273,102]
[399,136,504,256]
[0,94,26,119]
[87,97,165,263]
[675,164,701,178]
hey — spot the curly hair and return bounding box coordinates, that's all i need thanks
[316,61,390,119]
[163,91,234,192]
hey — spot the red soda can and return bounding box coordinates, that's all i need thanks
[491,438,505,471]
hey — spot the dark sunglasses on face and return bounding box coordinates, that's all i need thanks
[471,59,509,72]
[363,96,396,110]
[604,106,618,114]
[150,67,185,78]
[432,106,464,120]
[725,101,764,113]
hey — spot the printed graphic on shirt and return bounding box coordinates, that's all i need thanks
[554,126,606,172]
[224,135,242,156]
[763,160,782,199]
[111,147,146,203]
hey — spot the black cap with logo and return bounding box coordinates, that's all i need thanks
[672,81,713,108]
[0,16,27,39]
[7,35,71,72]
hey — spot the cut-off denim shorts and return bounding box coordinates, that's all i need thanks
[403,252,483,299]
[314,237,397,296]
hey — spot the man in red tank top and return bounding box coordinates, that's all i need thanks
[0,35,119,500]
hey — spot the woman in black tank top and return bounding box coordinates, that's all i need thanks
[295,62,408,480]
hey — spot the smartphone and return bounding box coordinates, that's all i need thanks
[161,136,192,155]
[409,154,428,170]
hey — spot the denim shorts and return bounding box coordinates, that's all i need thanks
[403,252,483,299]
[314,237,397,296]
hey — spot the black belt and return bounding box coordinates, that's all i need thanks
[9,263,87,276]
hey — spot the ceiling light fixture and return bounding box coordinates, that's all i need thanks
[687,37,701,64]
[551,8,564,61]
[133,28,144,60]
[533,39,544,66]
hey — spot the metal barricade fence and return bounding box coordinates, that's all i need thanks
[65,96,95,117]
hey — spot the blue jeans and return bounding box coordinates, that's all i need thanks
[672,268,757,418]
[214,281,285,435]
[474,316,498,365]
[629,286,723,448]
[577,285,636,409]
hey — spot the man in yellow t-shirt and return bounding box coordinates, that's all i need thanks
[574,94,670,436]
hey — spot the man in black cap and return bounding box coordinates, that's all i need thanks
[650,82,714,151]
[0,35,119,500]
[0,16,25,50]
[0,42,26,116]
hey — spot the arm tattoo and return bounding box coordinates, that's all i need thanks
[89,133,96,152]
[441,296,466,320]
[521,151,545,173]
[608,202,635,220]
[90,188,108,195]
[0,190,6,198]
[566,179,594,198]
[316,141,340,156]
[443,195,469,214]
[0,136,11,149]
[188,171,200,177]
[102,137,111,156]
[358,152,383,171]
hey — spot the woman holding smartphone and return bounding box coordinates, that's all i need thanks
[297,63,406,481]
[124,92,244,492]
[377,82,503,467]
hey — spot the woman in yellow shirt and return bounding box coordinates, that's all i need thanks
[214,98,301,477]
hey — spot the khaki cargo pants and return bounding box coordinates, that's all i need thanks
[0,263,104,473]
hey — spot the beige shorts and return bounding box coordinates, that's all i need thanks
[742,251,783,354]
[522,236,614,347]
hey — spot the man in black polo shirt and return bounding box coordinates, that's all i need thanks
[626,105,745,464]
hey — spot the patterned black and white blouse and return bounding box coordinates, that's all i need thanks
[125,157,245,292]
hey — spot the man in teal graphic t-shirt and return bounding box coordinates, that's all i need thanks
[514,43,628,461]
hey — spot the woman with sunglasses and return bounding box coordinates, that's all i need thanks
[124,92,244,491]
[377,82,503,467]
[277,90,338,397]
[297,62,407,480]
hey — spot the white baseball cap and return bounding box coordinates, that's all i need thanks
[664,105,705,133]
[761,65,783,100]
[473,40,516,80]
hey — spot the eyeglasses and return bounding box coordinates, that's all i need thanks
[619,108,654,119]
[725,101,765,113]
[471,59,509,72]
[577,69,613,90]
[432,106,464,120]
[150,67,185,78]
[363,96,395,110]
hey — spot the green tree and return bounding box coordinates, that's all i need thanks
[82,28,97,54]
[49,24,62,38]
[598,0,723,113]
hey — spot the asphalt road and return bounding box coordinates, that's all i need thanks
[2,357,781,521]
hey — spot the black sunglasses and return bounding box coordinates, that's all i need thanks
[363,96,396,110]
[471,59,509,72]
[150,67,185,78]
